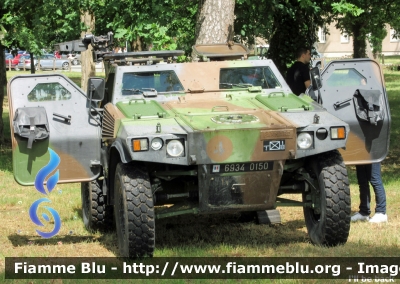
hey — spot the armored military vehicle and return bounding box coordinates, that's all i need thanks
[8,33,390,258]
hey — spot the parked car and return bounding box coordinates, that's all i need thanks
[17,55,32,70]
[18,54,70,70]
[6,54,28,71]
[5,53,13,64]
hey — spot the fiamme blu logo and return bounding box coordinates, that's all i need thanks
[29,148,61,238]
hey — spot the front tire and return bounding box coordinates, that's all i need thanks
[303,150,351,246]
[114,163,155,258]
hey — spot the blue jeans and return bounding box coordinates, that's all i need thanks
[355,163,386,215]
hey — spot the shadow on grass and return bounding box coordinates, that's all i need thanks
[71,205,309,254]
[7,212,310,256]
[154,214,310,251]
[8,210,400,258]
[7,233,108,247]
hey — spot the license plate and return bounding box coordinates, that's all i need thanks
[211,162,273,174]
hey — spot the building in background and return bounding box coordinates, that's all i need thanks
[315,23,400,58]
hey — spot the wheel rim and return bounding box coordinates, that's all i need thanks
[62,63,69,69]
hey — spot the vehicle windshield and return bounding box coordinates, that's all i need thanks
[122,71,184,94]
[219,67,282,89]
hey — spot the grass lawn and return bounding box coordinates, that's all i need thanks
[1,65,400,283]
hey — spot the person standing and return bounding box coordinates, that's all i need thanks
[351,163,388,223]
[286,47,311,96]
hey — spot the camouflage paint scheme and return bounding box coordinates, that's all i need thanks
[8,48,388,213]
[8,42,390,254]
[98,59,350,213]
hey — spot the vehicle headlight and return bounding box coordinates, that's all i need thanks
[297,133,313,149]
[151,137,163,150]
[166,140,184,157]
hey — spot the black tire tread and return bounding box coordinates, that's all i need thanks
[319,150,351,245]
[81,180,114,231]
[305,150,351,246]
[116,163,155,258]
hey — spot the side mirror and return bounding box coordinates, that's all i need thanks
[310,67,322,91]
[87,77,105,102]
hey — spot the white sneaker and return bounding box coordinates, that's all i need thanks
[351,212,370,222]
[369,213,388,223]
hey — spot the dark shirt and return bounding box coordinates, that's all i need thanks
[286,61,310,96]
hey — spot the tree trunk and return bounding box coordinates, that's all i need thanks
[352,23,367,58]
[30,52,35,73]
[0,44,5,144]
[192,0,235,59]
[80,10,96,92]
[131,35,143,51]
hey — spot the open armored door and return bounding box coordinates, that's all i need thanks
[319,59,391,165]
[8,74,101,185]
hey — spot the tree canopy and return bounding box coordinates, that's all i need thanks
[234,0,331,73]
[3,0,400,72]
[2,0,400,143]
[331,0,400,58]
[2,0,81,56]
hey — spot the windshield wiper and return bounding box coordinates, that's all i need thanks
[122,88,157,97]
[219,83,253,88]
[122,88,144,94]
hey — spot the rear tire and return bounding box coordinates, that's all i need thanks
[303,150,351,246]
[114,163,155,258]
[81,180,114,232]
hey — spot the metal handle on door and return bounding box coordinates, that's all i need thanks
[53,113,71,123]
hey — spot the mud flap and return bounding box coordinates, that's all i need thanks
[13,107,50,149]
[257,209,281,225]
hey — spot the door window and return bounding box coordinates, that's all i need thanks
[326,69,367,87]
[27,83,72,102]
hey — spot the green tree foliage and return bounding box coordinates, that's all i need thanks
[1,0,82,74]
[368,27,387,59]
[331,0,400,58]
[97,0,198,53]
[235,0,330,75]
[2,0,81,54]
